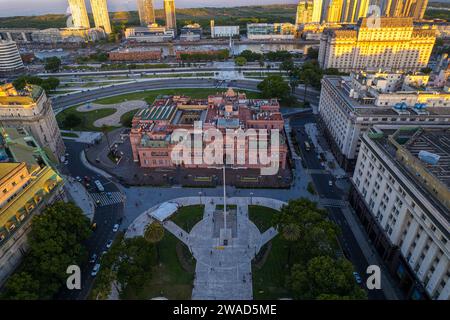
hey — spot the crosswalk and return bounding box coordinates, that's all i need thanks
[90,192,123,207]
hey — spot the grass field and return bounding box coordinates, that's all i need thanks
[56,106,117,132]
[94,88,261,105]
[248,205,291,299]
[170,205,205,233]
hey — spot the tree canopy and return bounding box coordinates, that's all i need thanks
[44,56,61,72]
[2,202,91,299]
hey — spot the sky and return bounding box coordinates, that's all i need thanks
[0,0,300,17]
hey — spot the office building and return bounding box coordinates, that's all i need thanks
[318,72,450,170]
[137,0,155,26]
[384,0,429,20]
[130,88,288,170]
[0,127,65,285]
[180,23,202,41]
[210,21,240,38]
[124,24,175,42]
[350,126,449,300]
[164,0,177,34]
[68,0,90,29]
[90,0,112,34]
[296,1,314,25]
[0,84,65,161]
[312,0,323,23]
[318,17,436,72]
[0,41,24,75]
[247,23,297,40]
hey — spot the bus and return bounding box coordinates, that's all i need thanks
[94,180,105,192]
[304,141,311,151]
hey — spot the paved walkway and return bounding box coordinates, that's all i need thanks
[76,100,147,127]
[125,196,285,300]
[60,130,102,144]
[64,176,95,221]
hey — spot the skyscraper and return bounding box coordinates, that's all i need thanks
[295,0,313,25]
[90,0,112,34]
[164,0,177,34]
[137,0,155,26]
[383,0,428,19]
[326,0,343,23]
[68,0,90,29]
[356,0,370,21]
[342,0,358,22]
[311,0,323,23]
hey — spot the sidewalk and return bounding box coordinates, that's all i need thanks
[64,176,95,221]
[341,205,403,300]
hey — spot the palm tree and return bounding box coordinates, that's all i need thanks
[282,223,301,266]
[144,222,165,262]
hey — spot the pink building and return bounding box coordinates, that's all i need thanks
[130,88,288,171]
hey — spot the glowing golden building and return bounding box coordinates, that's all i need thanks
[137,0,155,26]
[90,0,112,34]
[164,0,177,34]
[0,127,65,285]
[68,0,90,28]
[318,17,436,72]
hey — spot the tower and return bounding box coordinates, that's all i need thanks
[164,0,177,34]
[137,0,155,26]
[68,0,90,28]
[311,0,323,23]
[295,0,314,25]
[90,0,112,34]
[326,0,343,23]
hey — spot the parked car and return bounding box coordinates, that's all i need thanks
[106,240,113,248]
[112,224,119,232]
[89,253,97,263]
[353,272,363,284]
[91,263,101,276]
[328,180,333,186]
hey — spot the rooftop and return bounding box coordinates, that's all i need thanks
[0,84,43,107]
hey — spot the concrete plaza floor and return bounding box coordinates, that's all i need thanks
[125,196,285,300]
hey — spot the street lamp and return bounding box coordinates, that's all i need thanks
[250,192,254,205]
[198,191,202,205]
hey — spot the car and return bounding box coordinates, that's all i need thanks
[101,250,107,256]
[328,180,333,186]
[75,176,82,182]
[91,263,101,276]
[106,192,113,198]
[106,240,113,248]
[353,272,363,284]
[112,224,119,232]
[64,160,68,165]
[89,253,97,263]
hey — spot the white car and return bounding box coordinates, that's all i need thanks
[91,263,101,276]
[106,240,113,248]
[112,224,119,232]
[75,176,82,182]
[328,180,333,186]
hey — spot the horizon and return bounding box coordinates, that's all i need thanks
[0,0,300,18]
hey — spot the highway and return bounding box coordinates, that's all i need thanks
[51,78,320,110]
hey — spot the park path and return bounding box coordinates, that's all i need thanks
[76,100,147,127]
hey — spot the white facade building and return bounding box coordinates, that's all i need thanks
[318,74,450,170]
[0,40,24,75]
[351,126,449,300]
[210,24,240,38]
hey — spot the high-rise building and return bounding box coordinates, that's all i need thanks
[0,41,24,75]
[350,126,449,300]
[0,83,65,161]
[68,0,90,28]
[318,17,436,72]
[137,0,155,26]
[0,127,65,286]
[317,71,449,170]
[356,0,370,21]
[383,0,429,19]
[296,0,314,25]
[342,0,358,22]
[311,0,323,23]
[164,0,177,34]
[90,0,111,34]
[326,0,343,23]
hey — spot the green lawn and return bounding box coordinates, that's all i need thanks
[170,205,205,233]
[56,105,118,132]
[61,132,79,138]
[94,88,261,105]
[248,205,291,299]
[123,233,194,300]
